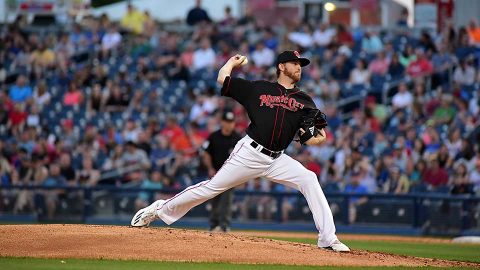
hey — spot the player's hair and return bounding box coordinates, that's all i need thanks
[276,67,280,77]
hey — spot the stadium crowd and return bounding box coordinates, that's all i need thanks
[0,2,480,220]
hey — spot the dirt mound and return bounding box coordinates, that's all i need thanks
[0,224,477,267]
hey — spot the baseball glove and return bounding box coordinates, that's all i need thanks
[298,109,328,144]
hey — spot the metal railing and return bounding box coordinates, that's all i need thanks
[0,185,479,235]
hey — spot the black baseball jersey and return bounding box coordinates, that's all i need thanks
[203,130,242,170]
[221,76,317,151]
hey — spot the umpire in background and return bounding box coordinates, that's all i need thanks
[202,111,241,232]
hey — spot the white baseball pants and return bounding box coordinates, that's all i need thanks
[155,135,338,247]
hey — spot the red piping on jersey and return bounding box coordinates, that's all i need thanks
[269,107,279,149]
[276,88,300,140]
[157,141,245,212]
[277,109,286,139]
[269,86,285,149]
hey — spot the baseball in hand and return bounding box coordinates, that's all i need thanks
[240,57,248,66]
[235,56,248,66]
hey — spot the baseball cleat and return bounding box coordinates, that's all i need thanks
[130,200,164,227]
[321,239,351,252]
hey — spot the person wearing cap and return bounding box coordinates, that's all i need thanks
[131,51,350,252]
[201,111,241,232]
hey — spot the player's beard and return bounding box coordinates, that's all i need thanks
[284,68,301,83]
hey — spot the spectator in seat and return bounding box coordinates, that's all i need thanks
[180,42,195,67]
[313,23,335,48]
[335,24,354,48]
[105,84,129,112]
[32,81,51,110]
[419,31,437,54]
[135,170,164,211]
[26,104,40,128]
[121,141,150,171]
[63,81,83,106]
[409,159,426,187]
[7,103,28,136]
[251,41,275,68]
[406,49,433,78]
[192,38,215,71]
[344,169,369,224]
[9,75,32,104]
[186,0,211,26]
[368,51,389,76]
[123,119,142,143]
[432,94,456,126]
[431,43,455,89]
[453,58,476,88]
[59,152,76,186]
[120,4,145,34]
[86,84,105,116]
[469,159,480,192]
[29,42,55,69]
[219,5,236,27]
[392,82,413,110]
[383,166,410,194]
[422,154,449,188]
[160,117,193,153]
[102,144,124,171]
[466,19,480,46]
[288,23,314,49]
[331,54,351,82]
[361,31,383,55]
[78,156,100,186]
[348,58,370,89]
[399,45,416,67]
[450,162,473,195]
[388,53,405,80]
[101,24,122,52]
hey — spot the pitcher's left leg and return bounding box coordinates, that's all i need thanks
[263,154,347,251]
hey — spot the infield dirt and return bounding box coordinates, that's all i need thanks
[0,224,478,267]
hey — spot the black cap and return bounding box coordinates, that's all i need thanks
[276,50,310,67]
[222,111,235,122]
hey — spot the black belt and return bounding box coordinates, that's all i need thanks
[250,141,283,159]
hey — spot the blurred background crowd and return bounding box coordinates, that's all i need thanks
[0,0,480,221]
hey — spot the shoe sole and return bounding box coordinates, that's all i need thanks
[321,247,351,252]
[131,210,149,227]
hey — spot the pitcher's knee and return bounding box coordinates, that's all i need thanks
[299,170,319,187]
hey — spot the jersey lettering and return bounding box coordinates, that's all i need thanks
[259,94,305,111]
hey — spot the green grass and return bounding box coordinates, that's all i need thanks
[268,237,480,263]
[0,257,476,270]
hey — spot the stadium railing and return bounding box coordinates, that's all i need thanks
[0,185,479,236]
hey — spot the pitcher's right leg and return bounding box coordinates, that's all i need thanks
[156,156,261,224]
[131,139,264,227]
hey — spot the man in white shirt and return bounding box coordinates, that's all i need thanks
[192,38,216,71]
[453,59,476,87]
[102,25,122,51]
[392,82,413,109]
[313,23,335,47]
[288,24,314,48]
[250,41,275,68]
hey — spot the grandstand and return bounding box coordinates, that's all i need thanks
[0,0,479,236]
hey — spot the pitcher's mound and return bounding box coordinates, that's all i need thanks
[0,224,476,267]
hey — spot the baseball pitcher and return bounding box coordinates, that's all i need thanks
[131,50,350,252]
